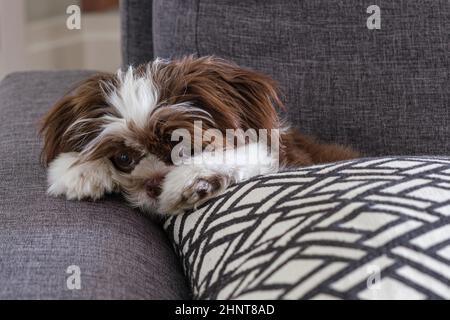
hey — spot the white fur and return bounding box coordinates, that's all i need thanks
[158,142,278,214]
[104,64,161,129]
[158,165,224,214]
[47,145,279,214]
[47,152,115,200]
[116,153,169,212]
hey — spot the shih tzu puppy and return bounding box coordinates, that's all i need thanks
[40,56,358,215]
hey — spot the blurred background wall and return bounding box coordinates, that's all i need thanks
[0,0,120,79]
[26,0,80,21]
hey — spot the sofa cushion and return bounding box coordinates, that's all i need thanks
[121,0,154,67]
[165,157,450,299]
[136,0,450,156]
[0,71,190,299]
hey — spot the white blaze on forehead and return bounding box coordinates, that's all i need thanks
[105,65,160,128]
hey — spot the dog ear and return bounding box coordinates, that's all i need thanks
[159,56,285,131]
[39,73,117,166]
[204,56,285,130]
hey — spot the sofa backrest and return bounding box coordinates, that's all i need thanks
[121,0,450,156]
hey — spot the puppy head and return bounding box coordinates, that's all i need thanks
[40,56,283,214]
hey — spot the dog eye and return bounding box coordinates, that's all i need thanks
[113,152,134,171]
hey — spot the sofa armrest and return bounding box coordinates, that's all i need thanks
[0,71,190,299]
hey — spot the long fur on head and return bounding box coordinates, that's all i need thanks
[39,56,287,213]
[40,56,284,165]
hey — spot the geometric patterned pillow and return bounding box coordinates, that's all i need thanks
[164,157,450,299]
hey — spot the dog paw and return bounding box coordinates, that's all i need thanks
[60,173,113,201]
[180,175,226,206]
[47,152,114,201]
[158,167,231,215]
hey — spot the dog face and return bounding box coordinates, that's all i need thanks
[40,56,282,214]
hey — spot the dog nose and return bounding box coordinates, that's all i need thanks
[145,174,165,198]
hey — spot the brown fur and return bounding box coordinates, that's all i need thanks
[153,56,282,131]
[280,129,360,167]
[39,73,118,165]
[40,56,359,171]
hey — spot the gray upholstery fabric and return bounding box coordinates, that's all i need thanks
[121,0,153,67]
[122,0,450,157]
[0,71,190,299]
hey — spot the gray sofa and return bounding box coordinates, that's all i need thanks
[1,0,449,299]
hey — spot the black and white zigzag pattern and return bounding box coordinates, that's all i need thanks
[164,157,450,299]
